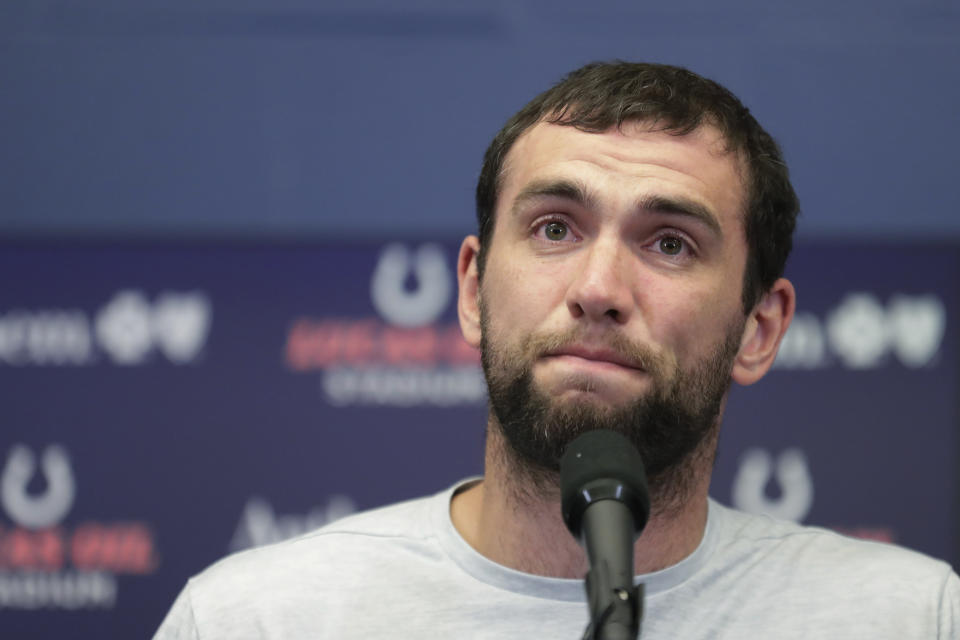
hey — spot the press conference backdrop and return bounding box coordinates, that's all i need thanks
[0,240,956,638]
[3,2,960,638]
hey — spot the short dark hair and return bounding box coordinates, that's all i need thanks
[475,61,799,312]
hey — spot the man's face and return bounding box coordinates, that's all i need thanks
[472,120,753,498]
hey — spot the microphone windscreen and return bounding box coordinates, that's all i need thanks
[560,429,650,537]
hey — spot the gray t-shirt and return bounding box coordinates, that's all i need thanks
[155,480,959,638]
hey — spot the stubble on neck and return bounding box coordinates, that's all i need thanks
[449,413,718,578]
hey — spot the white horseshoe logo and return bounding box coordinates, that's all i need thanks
[731,448,814,522]
[1,444,76,529]
[370,244,451,328]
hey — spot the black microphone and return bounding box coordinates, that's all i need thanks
[560,430,651,640]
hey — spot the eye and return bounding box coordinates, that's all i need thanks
[658,235,684,255]
[538,220,571,242]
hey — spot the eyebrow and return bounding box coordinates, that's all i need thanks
[510,178,596,216]
[636,194,723,237]
[510,178,723,237]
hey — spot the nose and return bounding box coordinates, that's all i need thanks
[565,238,634,324]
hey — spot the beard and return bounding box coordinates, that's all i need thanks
[480,306,744,512]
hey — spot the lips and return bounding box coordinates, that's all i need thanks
[542,345,643,371]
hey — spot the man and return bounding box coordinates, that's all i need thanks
[155,62,959,638]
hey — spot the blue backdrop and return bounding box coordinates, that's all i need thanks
[2,1,959,239]
[0,240,956,637]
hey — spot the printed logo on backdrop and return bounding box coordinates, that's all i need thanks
[730,447,894,542]
[0,290,212,366]
[0,444,159,610]
[285,243,485,407]
[731,448,814,522]
[774,292,946,370]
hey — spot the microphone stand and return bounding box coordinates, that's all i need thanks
[559,430,650,640]
[582,570,643,640]
[579,494,643,640]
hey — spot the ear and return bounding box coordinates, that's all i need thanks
[732,277,796,386]
[457,235,483,349]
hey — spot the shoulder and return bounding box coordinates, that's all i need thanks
[154,486,470,638]
[197,491,439,586]
[708,499,956,592]
[643,502,960,638]
[174,492,444,628]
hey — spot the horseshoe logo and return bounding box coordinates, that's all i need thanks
[1,444,76,529]
[370,244,452,328]
[731,448,814,522]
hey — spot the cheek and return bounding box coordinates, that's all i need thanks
[645,282,741,362]
[483,285,545,344]
[483,257,561,320]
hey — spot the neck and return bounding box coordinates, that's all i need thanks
[450,422,714,578]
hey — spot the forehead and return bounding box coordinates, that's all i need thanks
[497,120,748,232]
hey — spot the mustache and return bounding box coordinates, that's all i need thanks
[521,328,670,377]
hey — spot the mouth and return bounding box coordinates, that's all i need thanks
[541,345,644,372]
